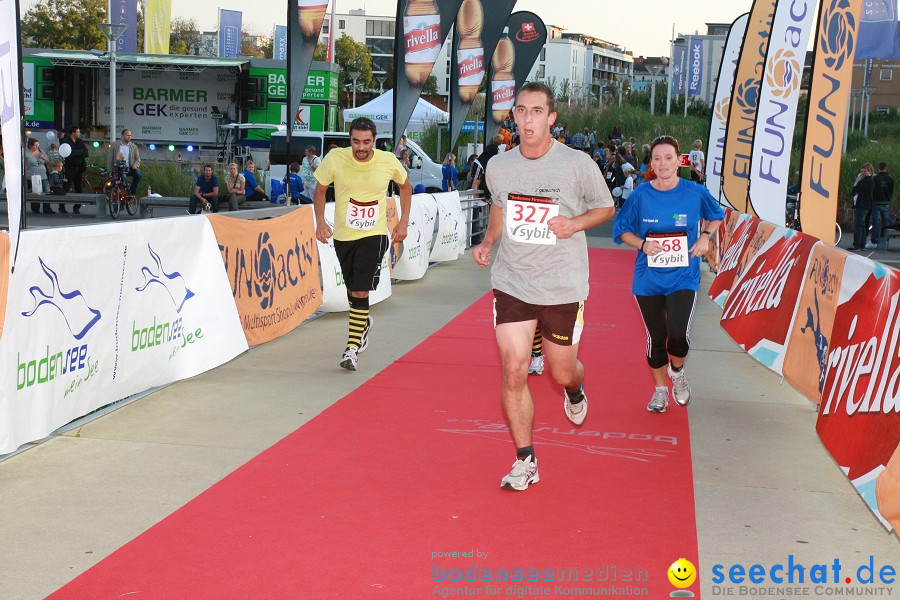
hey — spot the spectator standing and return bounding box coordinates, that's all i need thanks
[393,134,408,158]
[300,146,321,202]
[442,153,459,192]
[284,162,307,204]
[849,163,874,251]
[26,137,51,214]
[572,128,587,153]
[871,162,895,249]
[48,161,65,195]
[688,139,705,185]
[61,126,88,213]
[242,159,269,202]
[108,128,142,195]
[222,162,246,211]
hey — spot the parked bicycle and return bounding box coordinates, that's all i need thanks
[785,193,842,246]
[82,167,112,196]
[108,168,136,219]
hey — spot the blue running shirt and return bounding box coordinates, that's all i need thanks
[613,179,725,296]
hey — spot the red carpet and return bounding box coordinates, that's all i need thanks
[50,249,700,599]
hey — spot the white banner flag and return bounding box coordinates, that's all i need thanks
[706,13,749,205]
[392,193,438,281]
[0,0,24,272]
[428,191,466,262]
[0,218,248,454]
[748,0,818,223]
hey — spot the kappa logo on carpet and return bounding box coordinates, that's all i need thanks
[50,249,700,599]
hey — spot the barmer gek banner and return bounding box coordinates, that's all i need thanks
[218,9,242,58]
[483,12,546,145]
[393,0,463,146]
[747,0,817,224]
[706,13,750,205]
[448,0,517,150]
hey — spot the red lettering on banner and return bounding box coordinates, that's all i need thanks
[493,86,515,103]
[722,241,797,320]
[406,25,441,53]
[458,56,484,76]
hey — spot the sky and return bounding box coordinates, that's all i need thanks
[22,0,753,57]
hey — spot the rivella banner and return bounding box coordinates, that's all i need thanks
[706,13,749,205]
[448,0,517,150]
[208,208,323,347]
[0,219,248,455]
[393,0,463,146]
[721,0,777,214]
[719,226,819,375]
[799,0,864,242]
[747,0,817,224]
[288,0,329,170]
[483,11,546,145]
[144,0,172,54]
[816,258,900,532]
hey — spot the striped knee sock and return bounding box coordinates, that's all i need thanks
[347,296,370,349]
[532,329,543,357]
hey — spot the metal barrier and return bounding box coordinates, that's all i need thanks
[458,189,489,248]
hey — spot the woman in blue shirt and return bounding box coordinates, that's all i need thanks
[613,135,724,414]
[442,153,459,192]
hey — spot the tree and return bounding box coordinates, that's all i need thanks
[423,75,439,97]
[334,34,373,91]
[314,42,328,61]
[23,0,108,50]
[169,17,201,56]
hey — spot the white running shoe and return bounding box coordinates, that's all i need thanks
[500,455,539,491]
[647,387,669,413]
[359,316,372,353]
[564,386,588,425]
[528,354,544,375]
[340,346,359,371]
[668,364,692,406]
[865,242,877,249]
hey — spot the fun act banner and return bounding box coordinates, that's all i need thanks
[208,207,323,347]
[719,225,819,375]
[816,257,900,531]
[0,219,248,455]
[707,14,750,205]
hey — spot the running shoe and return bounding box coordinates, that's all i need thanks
[564,386,588,425]
[359,316,372,353]
[528,354,544,375]
[647,387,669,413]
[340,346,359,371]
[500,455,539,491]
[668,364,692,406]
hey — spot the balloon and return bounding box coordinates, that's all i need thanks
[59,143,72,158]
[46,130,58,145]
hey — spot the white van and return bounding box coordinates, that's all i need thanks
[267,131,444,195]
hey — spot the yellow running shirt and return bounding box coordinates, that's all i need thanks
[314,147,408,241]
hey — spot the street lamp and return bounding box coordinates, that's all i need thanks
[99,22,128,144]
[375,75,386,95]
[348,70,361,108]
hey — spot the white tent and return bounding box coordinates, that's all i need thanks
[342,89,448,135]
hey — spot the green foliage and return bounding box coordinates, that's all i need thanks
[23,0,108,50]
[423,75,439,97]
[169,17,201,56]
[139,161,202,197]
[334,34,373,90]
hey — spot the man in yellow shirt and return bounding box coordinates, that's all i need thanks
[314,118,412,370]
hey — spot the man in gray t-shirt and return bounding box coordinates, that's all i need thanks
[472,82,614,491]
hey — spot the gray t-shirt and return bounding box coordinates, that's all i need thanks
[486,141,613,305]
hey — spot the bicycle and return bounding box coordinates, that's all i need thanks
[785,193,842,246]
[108,171,136,219]
[82,167,112,196]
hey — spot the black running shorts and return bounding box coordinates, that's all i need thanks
[334,235,390,292]
[492,289,584,346]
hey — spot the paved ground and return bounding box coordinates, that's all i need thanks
[0,220,898,600]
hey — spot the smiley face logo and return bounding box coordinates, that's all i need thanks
[668,558,697,588]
